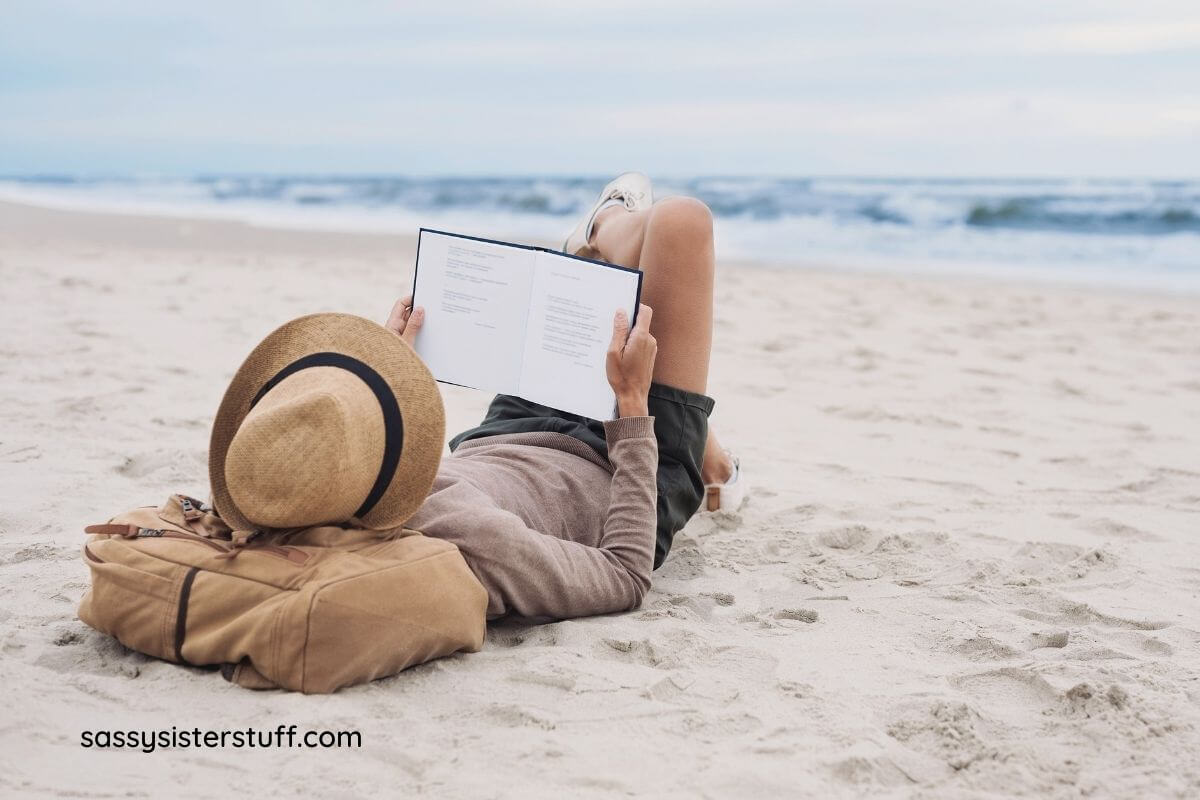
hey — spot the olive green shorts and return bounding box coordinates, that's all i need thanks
[449,383,715,569]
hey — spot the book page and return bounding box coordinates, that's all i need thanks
[518,251,642,420]
[411,230,535,394]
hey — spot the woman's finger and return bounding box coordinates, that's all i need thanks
[632,304,653,334]
[400,307,425,346]
[386,297,410,334]
[609,309,630,353]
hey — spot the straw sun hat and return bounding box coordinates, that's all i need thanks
[209,313,445,532]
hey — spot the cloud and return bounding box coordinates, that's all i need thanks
[1,0,1199,174]
[1022,19,1200,55]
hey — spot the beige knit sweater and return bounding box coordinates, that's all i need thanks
[400,416,659,621]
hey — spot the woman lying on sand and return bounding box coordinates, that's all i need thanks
[385,173,743,620]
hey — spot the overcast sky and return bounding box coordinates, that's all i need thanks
[2,0,1198,177]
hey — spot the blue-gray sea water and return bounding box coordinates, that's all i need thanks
[3,175,1197,291]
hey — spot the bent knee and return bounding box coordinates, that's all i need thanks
[649,196,714,242]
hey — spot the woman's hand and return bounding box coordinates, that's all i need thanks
[385,295,424,347]
[606,304,657,418]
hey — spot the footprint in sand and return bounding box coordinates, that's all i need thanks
[842,563,882,580]
[1057,682,1160,729]
[1010,588,1171,631]
[949,634,1022,661]
[1103,630,1174,657]
[818,525,872,550]
[1002,542,1117,585]
[1027,630,1070,649]
[702,592,735,606]
[657,593,732,620]
[948,667,1061,717]
[594,632,701,670]
[654,536,713,580]
[886,698,1002,772]
[1086,517,1164,543]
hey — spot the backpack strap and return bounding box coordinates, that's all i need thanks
[83,523,141,538]
[213,528,261,560]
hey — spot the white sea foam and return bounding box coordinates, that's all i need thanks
[1,176,1197,292]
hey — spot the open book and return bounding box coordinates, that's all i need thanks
[411,229,643,420]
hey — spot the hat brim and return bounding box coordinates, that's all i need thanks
[209,313,445,532]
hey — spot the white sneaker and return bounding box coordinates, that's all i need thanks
[562,172,652,259]
[702,451,747,514]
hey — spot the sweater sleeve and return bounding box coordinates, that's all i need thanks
[430,416,659,620]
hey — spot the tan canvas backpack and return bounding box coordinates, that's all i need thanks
[78,494,487,693]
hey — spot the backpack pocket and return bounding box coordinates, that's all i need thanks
[78,545,194,663]
[294,542,487,693]
[176,568,292,669]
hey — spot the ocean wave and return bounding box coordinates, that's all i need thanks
[8,174,1198,234]
[1,175,1198,291]
[965,199,1200,234]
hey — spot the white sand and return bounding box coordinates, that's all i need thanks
[1,201,1198,798]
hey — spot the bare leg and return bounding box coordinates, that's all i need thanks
[700,430,733,484]
[591,198,733,484]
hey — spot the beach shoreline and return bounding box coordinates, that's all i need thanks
[2,199,1198,798]
[3,198,1196,299]
[3,173,1198,295]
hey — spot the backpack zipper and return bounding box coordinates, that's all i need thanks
[135,528,308,564]
[84,523,308,565]
[136,528,229,553]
